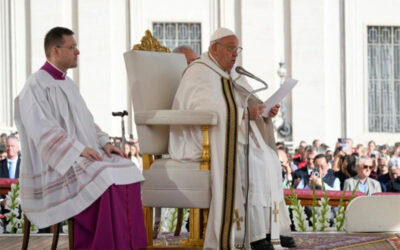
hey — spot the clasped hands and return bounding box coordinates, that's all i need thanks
[80,143,124,161]
[248,104,280,120]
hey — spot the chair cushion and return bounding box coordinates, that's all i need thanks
[142,159,211,208]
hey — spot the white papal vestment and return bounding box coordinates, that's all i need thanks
[169,52,291,249]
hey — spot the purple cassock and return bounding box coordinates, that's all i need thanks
[40,61,147,249]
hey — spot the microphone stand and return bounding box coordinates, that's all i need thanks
[112,110,128,150]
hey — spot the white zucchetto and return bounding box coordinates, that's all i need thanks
[210,27,237,42]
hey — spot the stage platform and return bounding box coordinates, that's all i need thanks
[0,232,399,249]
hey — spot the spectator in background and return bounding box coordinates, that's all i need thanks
[0,135,21,179]
[390,142,400,157]
[278,149,293,188]
[0,144,6,160]
[133,138,140,156]
[377,154,390,176]
[332,147,346,172]
[124,143,131,157]
[367,140,377,157]
[173,45,198,65]
[379,144,389,156]
[343,156,382,195]
[114,137,122,148]
[344,138,354,155]
[369,152,379,180]
[293,147,318,189]
[391,144,400,159]
[129,142,142,172]
[319,143,329,153]
[325,149,333,165]
[312,139,321,149]
[335,154,357,190]
[385,159,400,192]
[355,144,366,156]
[378,158,400,192]
[0,133,7,145]
[346,155,359,178]
[309,154,340,191]
[293,141,307,168]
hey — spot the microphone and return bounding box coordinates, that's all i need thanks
[235,66,268,89]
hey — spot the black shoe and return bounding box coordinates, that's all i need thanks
[250,238,274,250]
[266,234,297,248]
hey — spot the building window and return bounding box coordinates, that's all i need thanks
[152,22,202,56]
[368,26,400,132]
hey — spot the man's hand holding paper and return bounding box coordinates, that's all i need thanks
[262,78,298,117]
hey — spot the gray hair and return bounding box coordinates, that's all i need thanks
[6,135,19,142]
[305,146,318,154]
[355,155,372,167]
[173,45,194,53]
[378,153,390,161]
[389,158,400,170]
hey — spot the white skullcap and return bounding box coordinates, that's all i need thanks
[210,27,236,42]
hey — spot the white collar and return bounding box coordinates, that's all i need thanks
[7,157,18,163]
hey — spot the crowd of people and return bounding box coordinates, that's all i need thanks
[277,138,400,195]
[3,132,400,196]
[3,131,400,196]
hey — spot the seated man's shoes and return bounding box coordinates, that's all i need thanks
[250,238,274,250]
[266,234,297,248]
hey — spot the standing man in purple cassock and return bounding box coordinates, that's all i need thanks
[14,26,146,249]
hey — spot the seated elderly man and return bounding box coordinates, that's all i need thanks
[343,156,382,195]
[385,158,400,192]
[169,27,295,249]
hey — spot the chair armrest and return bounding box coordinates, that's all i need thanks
[135,110,218,125]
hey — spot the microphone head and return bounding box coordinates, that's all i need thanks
[235,66,245,74]
[235,66,254,78]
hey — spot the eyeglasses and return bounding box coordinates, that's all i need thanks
[363,165,374,170]
[217,43,242,54]
[56,45,78,51]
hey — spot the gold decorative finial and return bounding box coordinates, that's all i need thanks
[132,30,170,52]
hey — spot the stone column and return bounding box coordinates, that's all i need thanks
[0,0,13,133]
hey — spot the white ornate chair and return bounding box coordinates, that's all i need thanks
[123,31,217,247]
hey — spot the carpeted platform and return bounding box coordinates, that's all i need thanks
[0,232,398,249]
[153,232,400,249]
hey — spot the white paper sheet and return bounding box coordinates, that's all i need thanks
[262,78,298,117]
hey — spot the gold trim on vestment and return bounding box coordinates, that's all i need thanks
[219,77,238,249]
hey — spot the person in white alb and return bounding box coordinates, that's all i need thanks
[14,26,146,249]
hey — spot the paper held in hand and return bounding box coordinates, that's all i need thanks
[262,78,298,117]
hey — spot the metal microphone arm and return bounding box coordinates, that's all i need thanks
[235,66,269,89]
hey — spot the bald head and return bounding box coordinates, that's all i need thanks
[173,45,197,65]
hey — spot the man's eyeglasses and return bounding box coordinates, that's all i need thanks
[363,165,374,170]
[56,45,78,51]
[217,43,242,54]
